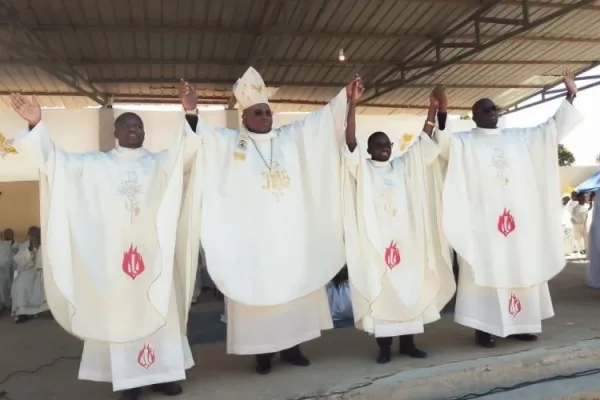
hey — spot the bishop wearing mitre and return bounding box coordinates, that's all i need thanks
[179,68,361,374]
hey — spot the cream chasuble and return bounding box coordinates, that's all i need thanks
[13,121,203,391]
[342,133,455,337]
[195,88,347,354]
[437,100,584,337]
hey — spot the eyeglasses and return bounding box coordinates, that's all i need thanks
[253,109,272,117]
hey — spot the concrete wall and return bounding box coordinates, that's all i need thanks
[0,107,474,237]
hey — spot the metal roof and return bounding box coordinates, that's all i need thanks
[0,0,599,114]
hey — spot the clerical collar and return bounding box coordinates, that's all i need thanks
[112,146,149,157]
[369,159,391,168]
[247,130,277,141]
[475,127,500,136]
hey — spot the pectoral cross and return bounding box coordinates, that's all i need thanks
[262,162,291,201]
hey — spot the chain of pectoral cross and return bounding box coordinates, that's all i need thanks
[249,136,274,170]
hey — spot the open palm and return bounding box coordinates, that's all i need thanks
[10,93,42,126]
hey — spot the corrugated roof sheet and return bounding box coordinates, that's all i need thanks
[0,0,599,113]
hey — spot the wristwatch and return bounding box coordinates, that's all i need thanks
[185,108,199,116]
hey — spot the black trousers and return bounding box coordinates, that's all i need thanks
[255,345,301,364]
[376,335,415,349]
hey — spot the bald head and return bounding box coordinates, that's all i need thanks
[114,112,145,149]
[472,98,499,129]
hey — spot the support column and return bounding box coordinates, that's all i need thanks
[225,109,240,130]
[98,107,116,151]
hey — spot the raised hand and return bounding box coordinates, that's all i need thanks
[563,69,577,97]
[10,93,42,126]
[350,75,365,104]
[432,84,448,111]
[346,74,364,103]
[178,79,197,111]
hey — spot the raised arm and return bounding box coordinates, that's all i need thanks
[345,76,364,152]
[545,70,582,142]
[9,93,57,171]
[177,79,235,139]
[428,85,452,160]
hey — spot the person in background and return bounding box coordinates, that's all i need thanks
[571,192,589,255]
[11,226,49,323]
[0,228,16,314]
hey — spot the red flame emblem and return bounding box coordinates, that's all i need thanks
[137,343,156,369]
[497,208,516,237]
[384,241,401,270]
[122,244,145,280]
[508,293,522,317]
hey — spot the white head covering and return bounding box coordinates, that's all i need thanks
[233,67,269,111]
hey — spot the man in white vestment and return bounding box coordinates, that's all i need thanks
[432,71,583,348]
[8,93,203,400]
[342,86,456,363]
[0,228,16,314]
[562,195,576,255]
[11,226,49,323]
[177,68,355,374]
[571,192,589,254]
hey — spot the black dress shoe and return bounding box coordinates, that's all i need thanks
[399,335,427,358]
[151,382,183,396]
[475,330,495,348]
[15,315,32,324]
[255,360,272,375]
[376,347,391,364]
[509,334,538,342]
[255,354,273,375]
[400,347,428,358]
[119,388,141,400]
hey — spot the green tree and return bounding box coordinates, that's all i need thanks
[558,144,575,166]
[460,114,471,120]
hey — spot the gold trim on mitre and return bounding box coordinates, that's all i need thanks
[233,67,269,111]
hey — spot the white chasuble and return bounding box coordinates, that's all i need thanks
[437,100,584,336]
[195,89,347,354]
[13,121,203,390]
[343,133,455,337]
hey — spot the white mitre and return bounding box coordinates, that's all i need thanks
[232,67,270,111]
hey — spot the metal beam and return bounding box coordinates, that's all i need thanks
[0,91,471,111]
[9,23,600,45]
[360,0,596,104]
[84,77,552,91]
[0,1,107,106]
[500,63,600,115]
[2,58,596,68]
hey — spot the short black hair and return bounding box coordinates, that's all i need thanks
[367,131,388,149]
[114,112,142,128]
